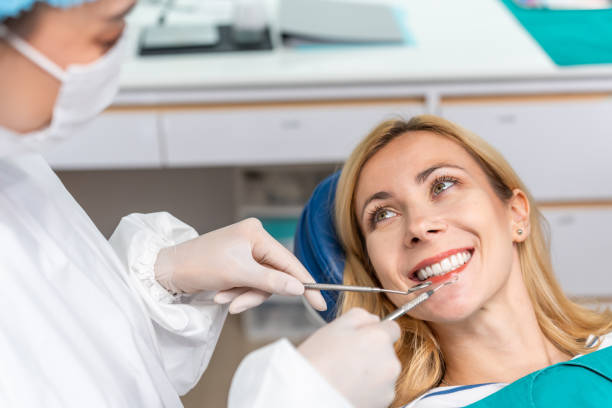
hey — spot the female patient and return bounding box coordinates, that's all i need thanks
[334,115,612,407]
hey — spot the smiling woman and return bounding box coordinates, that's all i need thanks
[334,115,612,407]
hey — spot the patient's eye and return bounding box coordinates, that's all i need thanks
[431,176,458,196]
[368,206,397,229]
[375,209,395,222]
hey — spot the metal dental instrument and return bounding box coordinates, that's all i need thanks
[383,277,458,321]
[303,281,432,295]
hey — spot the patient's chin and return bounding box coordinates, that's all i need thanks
[408,294,476,323]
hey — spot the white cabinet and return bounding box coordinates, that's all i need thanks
[543,207,612,297]
[161,103,424,166]
[45,112,161,170]
[441,98,612,201]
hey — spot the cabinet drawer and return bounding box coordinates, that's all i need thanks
[543,207,612,297]
[161,103,424,166]
[441,99,612,200]
[44,113,161,170]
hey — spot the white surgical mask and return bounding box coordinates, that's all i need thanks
[0,25,126,156]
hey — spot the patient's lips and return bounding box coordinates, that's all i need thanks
[409,247,473,283]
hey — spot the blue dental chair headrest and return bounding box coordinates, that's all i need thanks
[294,171,345,322]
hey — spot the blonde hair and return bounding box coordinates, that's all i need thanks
[335,115,612,406]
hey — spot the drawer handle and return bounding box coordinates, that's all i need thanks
[280,119,302,130]
[556,215,575,226]
[497,114,517,124]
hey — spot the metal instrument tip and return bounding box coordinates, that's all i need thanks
[432,274,459,293]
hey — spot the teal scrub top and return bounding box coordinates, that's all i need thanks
[467,346,612,407]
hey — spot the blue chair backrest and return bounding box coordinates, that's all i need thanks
[294,171,345,322]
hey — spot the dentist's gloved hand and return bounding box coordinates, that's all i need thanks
[154,218,327,314]
[298,308,402,408]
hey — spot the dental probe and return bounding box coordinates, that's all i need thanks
[383,277,458,321]
[303,281,432,295]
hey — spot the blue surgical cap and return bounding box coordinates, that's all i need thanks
[1,0,94,20]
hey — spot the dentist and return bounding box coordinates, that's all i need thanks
[0,1,400,407]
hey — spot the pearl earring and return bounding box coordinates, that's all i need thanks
[517,229,523,235]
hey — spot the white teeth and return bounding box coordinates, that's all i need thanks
[415,251,472,281]
[450,255,459,267]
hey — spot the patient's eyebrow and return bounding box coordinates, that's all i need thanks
[360,191,392,221]
[416,164,465,184]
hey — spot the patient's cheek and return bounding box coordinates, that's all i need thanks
[386,293,406,308]
[373,268,396,292]
[374,272,409,308]
[367,245,394,282]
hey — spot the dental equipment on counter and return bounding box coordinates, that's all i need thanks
[383,277,458,321]
[303,281,432,295]
[138,0,272,55]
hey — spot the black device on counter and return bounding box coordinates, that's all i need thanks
[139,24,273,56]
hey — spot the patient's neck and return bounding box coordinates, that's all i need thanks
[431,268,571,387]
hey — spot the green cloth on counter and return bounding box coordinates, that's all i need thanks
[501,0,612,66]
[260,217,299,250]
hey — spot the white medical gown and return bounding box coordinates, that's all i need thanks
[0,153,350,408]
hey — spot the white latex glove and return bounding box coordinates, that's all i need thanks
[298,308,402,408]
[154,218,326,314]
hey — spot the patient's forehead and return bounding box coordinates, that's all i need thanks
[355,131,477,200]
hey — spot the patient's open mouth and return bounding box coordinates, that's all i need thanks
[409,248,474,282]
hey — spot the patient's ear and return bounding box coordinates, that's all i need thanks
[508,189,530,243]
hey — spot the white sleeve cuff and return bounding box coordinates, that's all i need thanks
[131,232,181,304]
[109,211,199,307]
[109,212,229,395]
[109,212,225,331]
